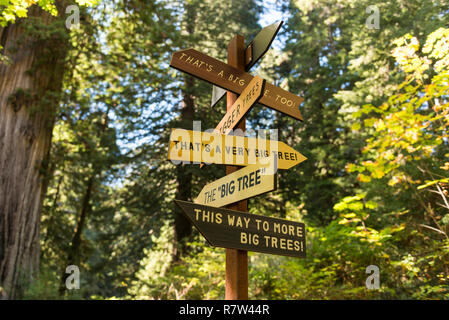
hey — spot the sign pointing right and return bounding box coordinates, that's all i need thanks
[168,128,307,170]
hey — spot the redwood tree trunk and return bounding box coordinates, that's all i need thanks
[0,3,69,299]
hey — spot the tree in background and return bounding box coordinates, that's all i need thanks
[0,0,97,299]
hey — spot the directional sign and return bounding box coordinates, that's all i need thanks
[174,200,306,258]
[170,48,304,121]
[246,21,284,70]
[211,21,284,108]
[168,128,307,170]
[211,86,227,109]
[195,161,276,208]
[215,76,265,135]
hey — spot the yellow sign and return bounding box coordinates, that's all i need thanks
[168,128,307,170]
[195,161,276,208]
[215,76,265,135]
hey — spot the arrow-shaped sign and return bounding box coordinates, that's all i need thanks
[169,48,303,121]
[174,200,306,258]
[215,76,265,135]
[168,128,307,170]
[195,160,276,208]
[211,21,284,108]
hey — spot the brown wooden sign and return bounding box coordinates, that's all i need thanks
[215,76,265,135]
[174,200,306,258]
[170,48,304,121]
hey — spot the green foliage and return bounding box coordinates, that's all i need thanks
[22,267,84,300]
[127,223,225,300]
[0,0,98,27]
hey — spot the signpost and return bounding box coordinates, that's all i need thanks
[224,35,249,299]
[211,21,284,108]
[168,128,307,170]
[175,200,306,258]
[195,161,276,208]
[168,22,307,300]
[169,48,304,121]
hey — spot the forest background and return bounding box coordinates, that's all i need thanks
[0,0,448,300]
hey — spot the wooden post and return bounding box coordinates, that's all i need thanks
[225,34,248,300]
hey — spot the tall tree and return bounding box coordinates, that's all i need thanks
[0,0,97,299]
[0,2,71,299]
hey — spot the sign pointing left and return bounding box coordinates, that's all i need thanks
[195,161,276,208]
[174,200,306,258]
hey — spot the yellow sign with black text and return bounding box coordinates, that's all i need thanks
[195,161,276,208]
[168,128,307,170]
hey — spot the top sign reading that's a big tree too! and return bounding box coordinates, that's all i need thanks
[170,48,304,121]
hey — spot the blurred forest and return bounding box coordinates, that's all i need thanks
[0,0,448,300]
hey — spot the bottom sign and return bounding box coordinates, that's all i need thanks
[174,200,306,258]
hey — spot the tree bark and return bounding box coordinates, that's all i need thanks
[0,3,69,299]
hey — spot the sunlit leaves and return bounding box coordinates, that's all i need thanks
[0,0,99,27]
[349,28,449,185]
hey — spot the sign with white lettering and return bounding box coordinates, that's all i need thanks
[195,161,276,208]
[168,128,307,170]
[174,200,306,258]
[211,21,284,108]
[169,48,304,121]
[215,76,265,135]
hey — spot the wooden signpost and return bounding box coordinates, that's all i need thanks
[195,161,276,208]
[224,35,248,299]
[169,48,304,121]
[168,22,307,300]
[168,128,307,170]
[175,200,306,258]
